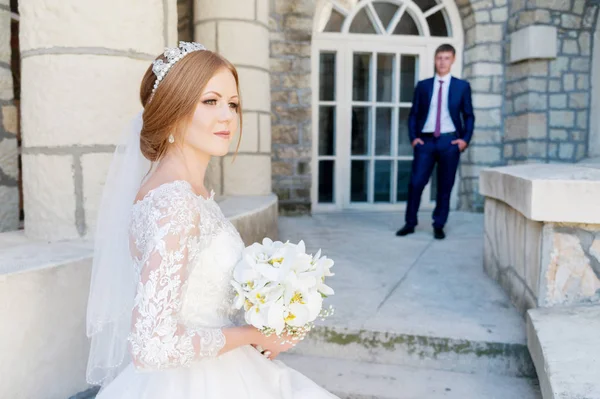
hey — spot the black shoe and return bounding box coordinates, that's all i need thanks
[396,225,415,236]
[434,227,445,240]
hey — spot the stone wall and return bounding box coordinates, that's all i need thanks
[177,0,194,42]
[503,0,599,165]
[455,0,509,212]
[195,0,272,198]
[19,0,177,241]
[542,223,600,306]
[269,0,314,213]
[481,164,600,315]
[484,200,600,313]
[484,197,542,313]
[0,0,18,232]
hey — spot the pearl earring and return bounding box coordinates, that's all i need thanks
[168,134,175,144]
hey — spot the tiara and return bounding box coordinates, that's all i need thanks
[151,41,207,94]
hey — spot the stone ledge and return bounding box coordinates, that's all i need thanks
[0,231,93,276]
[527,306,600,399]
[0,194,279,276]
[480,164,600,224]
[221,193,278,245]
[0,248,92,399]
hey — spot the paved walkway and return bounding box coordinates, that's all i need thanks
[278,210,526,346]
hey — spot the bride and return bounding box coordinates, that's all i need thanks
[86,42,338,398]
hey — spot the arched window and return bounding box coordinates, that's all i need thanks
[318,0,453,37]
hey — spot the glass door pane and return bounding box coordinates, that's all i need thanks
[395,54,419,203]
[351,160,369,202]
[375,107,392,155]
[319,106,335,156]
[351,107,371,155]
[317,51,337,204]
[353,53,371,101]
[397,108,412,156]
[396,160,412,201]
[377,54,394,102]
[400,55,418,102]
[318,160,335,203]
[374,160,392,202]
[319,53,336,101]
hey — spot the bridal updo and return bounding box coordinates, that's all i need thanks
[138,49,243,162]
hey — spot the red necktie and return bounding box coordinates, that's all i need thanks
[434,80,444,138]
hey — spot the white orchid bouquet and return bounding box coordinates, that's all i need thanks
[231,238,335,341]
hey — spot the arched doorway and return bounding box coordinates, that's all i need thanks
[311,0,463,211]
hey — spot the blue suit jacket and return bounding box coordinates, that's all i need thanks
[408,77,475,144]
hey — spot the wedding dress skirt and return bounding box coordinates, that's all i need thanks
[98,345,336,398]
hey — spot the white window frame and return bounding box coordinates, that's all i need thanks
[311,0,464,212]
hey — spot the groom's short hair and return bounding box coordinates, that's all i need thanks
[435,44,456,56]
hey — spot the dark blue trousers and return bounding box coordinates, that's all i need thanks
[405,134,461,229]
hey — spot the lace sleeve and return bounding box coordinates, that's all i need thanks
[127,189,225,371]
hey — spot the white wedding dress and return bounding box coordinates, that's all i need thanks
[96,180,337,399]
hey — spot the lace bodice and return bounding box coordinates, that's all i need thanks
[127,180,245,370]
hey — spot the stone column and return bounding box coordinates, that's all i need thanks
[270,0,314,213]
[19,0,177,241]
[455,0,508,212]
[590,6,600,158]
[0,1,18,232]
[195,0,272,196]
[503,1,596,166]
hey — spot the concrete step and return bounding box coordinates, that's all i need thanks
[292,325,536,378]
[279,353,542,399]
[527,306,600,399]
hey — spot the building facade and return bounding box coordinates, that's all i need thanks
[0,0,599,234]
[268,0,600,214]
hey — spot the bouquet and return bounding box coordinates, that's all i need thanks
[231,238,335,341]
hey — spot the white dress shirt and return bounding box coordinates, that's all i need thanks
[422,74,457,134]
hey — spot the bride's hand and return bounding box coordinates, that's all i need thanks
[254,331,297,360]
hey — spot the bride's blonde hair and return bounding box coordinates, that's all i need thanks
[139,50,243,162]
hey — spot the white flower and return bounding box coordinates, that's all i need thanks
[288,290,321,324]
[313,254,335,277]
[245,300,269,329]
[231,238,335,337]
[232,257,260,284]
[230,281,247,309]
[267,301,286,335]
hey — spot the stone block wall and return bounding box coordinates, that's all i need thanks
[481,165,600,315]
[484,197,542,313]
[455,0,509,212]
[19,0,177,241]
[177,0,194,42]
[542,223,600,306]
[195,0,272,198]
[269,0,314,213]
[485,198,600,314]
[503,1,599,164]
[0,1,18,232]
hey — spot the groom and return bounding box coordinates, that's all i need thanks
[396,44,474,240]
